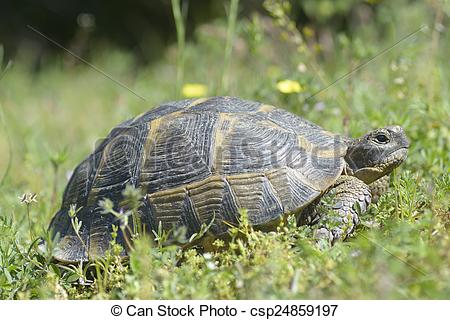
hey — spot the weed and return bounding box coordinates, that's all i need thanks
[0,0,449,300]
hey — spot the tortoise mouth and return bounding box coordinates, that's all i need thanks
[352,147,408,184]
[375,147,408,172]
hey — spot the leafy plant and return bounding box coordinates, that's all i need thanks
[0,0,449,300]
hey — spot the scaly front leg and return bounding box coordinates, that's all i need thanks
[315,175,372,244]
[369,175,390,203]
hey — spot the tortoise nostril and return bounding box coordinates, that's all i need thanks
[403,136,410,148]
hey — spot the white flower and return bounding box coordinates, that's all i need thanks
[19,193,37,205]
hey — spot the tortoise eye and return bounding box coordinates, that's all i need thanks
[374,133,389,144]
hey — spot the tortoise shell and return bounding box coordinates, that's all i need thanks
[49,96,347,262]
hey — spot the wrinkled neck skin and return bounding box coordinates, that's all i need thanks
[342,137,384,184]
[343,160,387,185]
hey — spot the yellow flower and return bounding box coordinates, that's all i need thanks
[276,80,303,94]
[182,83,208,98]
[302,26,315,38]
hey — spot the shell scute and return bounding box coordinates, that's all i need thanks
[50,97,347,262]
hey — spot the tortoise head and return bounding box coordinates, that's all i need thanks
[344,125,409,184]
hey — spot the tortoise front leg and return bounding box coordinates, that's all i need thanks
[315,175,372,244]
[369,174,390,203]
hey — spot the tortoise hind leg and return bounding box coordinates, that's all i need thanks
[315,175,372,244]
[49,208,90,263]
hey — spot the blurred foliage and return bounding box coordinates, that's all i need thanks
[298,0,372,23]
[0,0,449,299]
[1,0,397,67]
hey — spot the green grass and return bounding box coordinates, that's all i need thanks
[0,0,449,299]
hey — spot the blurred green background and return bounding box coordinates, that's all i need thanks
[0,0,448,299]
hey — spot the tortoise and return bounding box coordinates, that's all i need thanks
[47,96,409,262]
